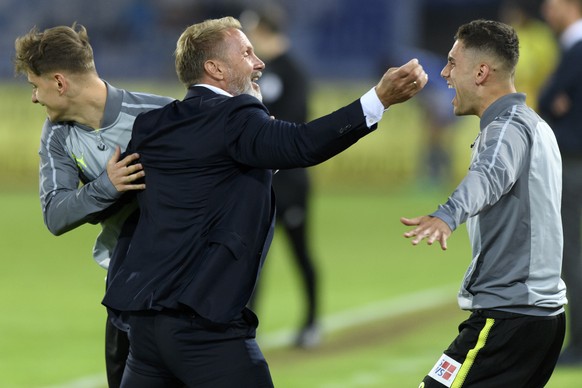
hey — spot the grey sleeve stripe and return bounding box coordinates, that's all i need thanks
[122,102,166,109]
[41,128,58,211]
[487,105,517,172]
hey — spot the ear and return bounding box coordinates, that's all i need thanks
[204,59,225,81]
[475,63,490,85]
[53,73,67,95]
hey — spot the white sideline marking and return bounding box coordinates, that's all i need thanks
[41,374,105,388]
[257,284,456,350]
[42,284,457,388]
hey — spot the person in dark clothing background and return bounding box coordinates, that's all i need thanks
[242,7,321,348]
[539,0,582,366]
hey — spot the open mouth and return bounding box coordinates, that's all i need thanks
[251,72,262,84]
[447,83,457,106]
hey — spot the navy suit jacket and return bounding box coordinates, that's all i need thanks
[538,40,582,156]
[103,86,375,324]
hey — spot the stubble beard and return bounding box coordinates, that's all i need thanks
[227,69,263,101]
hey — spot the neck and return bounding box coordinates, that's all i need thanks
[477,83,516,117]
[65,76,107,129]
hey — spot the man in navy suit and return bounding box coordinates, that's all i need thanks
[539,0,582,366]
[103,16,427,387]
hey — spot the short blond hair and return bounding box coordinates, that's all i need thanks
[175,16,242,87]
[14,23,96,76]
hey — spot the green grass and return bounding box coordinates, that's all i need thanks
[0,192,105,386]
[265,304,467,387]
[256,187,469,333]
[2,189,581,387]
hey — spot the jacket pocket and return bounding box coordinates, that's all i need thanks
[206,228,247,260]
[178,229,257,323]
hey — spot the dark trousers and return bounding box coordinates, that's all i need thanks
[561,158,582,351]
[422,310,565,387]
[105,313,130,388]
[121,309,273,388]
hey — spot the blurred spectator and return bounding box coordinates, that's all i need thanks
[539,0,582,367]
[500,0,558,111]
[383,48,458,189]
[242,6,321,348]
[413,50,458,188]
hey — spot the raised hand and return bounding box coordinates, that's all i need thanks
[375,58,428,108]
[400,215,452,251]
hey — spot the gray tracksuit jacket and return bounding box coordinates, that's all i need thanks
[38,82,173,269]
[432,93,567,316]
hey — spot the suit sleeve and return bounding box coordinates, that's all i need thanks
[538,47,582,121]
[224,95,376,169]
[39,122,122,236]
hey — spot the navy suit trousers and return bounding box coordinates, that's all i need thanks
[121,309,273,388]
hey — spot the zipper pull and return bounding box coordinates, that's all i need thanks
[96,130,107,151]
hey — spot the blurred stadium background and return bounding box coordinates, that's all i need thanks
[1,0,517,190]
[0,0,506,80]
[4,0,581,387]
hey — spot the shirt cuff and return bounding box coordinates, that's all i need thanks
[360,87,387,127]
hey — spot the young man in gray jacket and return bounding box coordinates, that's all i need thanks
[14,24,174,387]
[401,19,567,387]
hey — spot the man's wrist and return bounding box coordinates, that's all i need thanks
[360,87,388,127]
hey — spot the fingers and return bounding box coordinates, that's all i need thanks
[402,216,451,251]
[107,147,141,169]
[412,72,429,90]
[400,58,429,84]
[106,146,122,169]
[118,152,141,167]
[401,216,431,240]
[119,158,145,189]
[438,236,448,251]
[124,165,146,182]
[376,58,428,107]
[403,228,431,243]
[114,167,146,192]
[106,148,146,192]
[404,228,447,250]
[400,216,419,226]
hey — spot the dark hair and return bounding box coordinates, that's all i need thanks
[14,23,96,76]
[455,19,519,73]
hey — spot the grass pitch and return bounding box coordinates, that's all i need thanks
[1,188,581,387]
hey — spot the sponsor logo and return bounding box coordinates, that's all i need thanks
[72,152,88,172]
[427,354,461,387]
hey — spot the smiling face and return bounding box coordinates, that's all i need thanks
[440,39,480,116]
[221,29,265,100]
[27,71,67,122]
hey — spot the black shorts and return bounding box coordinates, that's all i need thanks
[420,310,565,388]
